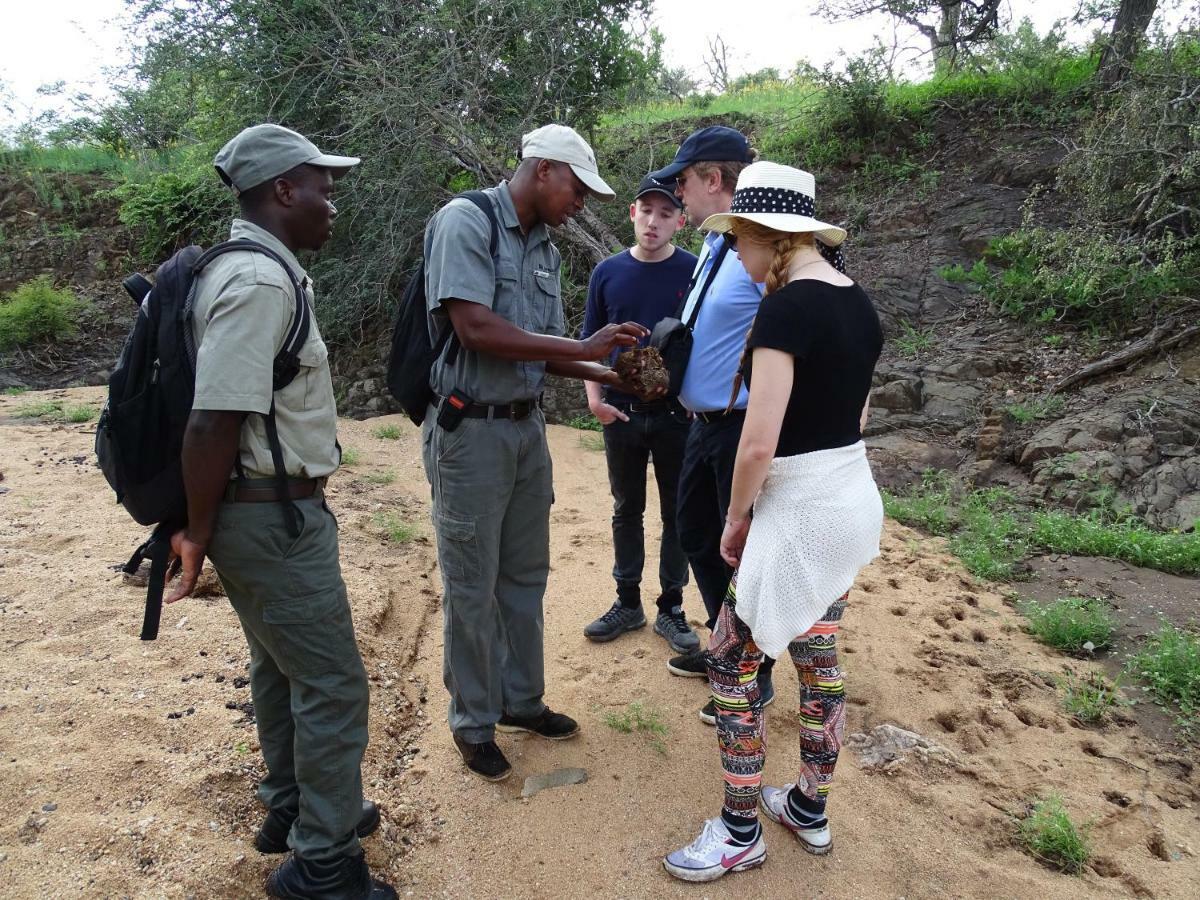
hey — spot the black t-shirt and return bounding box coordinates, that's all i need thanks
[744,279,883,458]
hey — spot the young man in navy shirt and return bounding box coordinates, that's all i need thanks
[580,176,700,655]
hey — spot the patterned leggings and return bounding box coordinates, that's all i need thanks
[705,581,849,821]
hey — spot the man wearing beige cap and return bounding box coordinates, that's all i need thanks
[166,123,395,899]
[421,123,648,781]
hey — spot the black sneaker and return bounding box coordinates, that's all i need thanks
[700,680,775,726]
[265,851,397,899]
[496,707,580,741]
[666,649,709,678]
[584,602,646,642]
[452,734,512,781]
[654,605,701,653]
[255,800,382,854]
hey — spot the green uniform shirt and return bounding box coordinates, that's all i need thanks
[424,182,565,405]
[190,219,340,479]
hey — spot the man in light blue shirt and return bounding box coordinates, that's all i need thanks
[648,126,775,724]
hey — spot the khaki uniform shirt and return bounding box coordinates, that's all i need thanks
[424,182,565,404]
[190,219,340,479]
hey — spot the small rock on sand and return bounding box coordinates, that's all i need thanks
[521,767,588,799]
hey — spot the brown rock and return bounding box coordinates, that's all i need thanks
[613,347,670,396]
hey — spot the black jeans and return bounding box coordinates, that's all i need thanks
[676,410,774,680]
[602,406,690,613]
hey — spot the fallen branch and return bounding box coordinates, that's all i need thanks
[1049,319,1200,394]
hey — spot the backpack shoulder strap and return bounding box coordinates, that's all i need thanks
[192,239,311,381]
[438,190,502,367]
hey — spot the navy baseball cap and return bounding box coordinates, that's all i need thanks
[634,174,683,208]
[649,126,753,182]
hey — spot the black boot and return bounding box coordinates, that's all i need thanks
[256,801,382,854]
[265,851,397,900]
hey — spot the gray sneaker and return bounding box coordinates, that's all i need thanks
[584,603,646,642]
[654,606,701,653]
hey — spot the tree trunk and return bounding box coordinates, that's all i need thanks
[933,2,961,74]
[1098,0,1158,90]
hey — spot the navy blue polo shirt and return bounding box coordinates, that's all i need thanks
[580,247,698,405]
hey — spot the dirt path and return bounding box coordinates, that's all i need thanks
[1,388,1196,899]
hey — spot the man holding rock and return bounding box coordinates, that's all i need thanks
[580,175,700,655]
[422,124,648,782]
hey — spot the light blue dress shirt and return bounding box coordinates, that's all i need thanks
[678,232,764,413]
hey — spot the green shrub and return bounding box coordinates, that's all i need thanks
[0,277,86,350]
[1128,624,1200,729]
[373,425,402,440]
[373,511,417,543]
[1032,511,1200,576]
[1021,597,1115,654]
[978,228,1199,329]
[950,488,1030,581]
[894,320,934,358]
[1018,795,1092,874]
[565,414,603,432]
[881,469,954,535]
[340,447,361,466]
[1060,672,1124,724]
[602,701,669,754]
[365,470,397,485]
[1006,396,1064,424]
[113,156,230,260]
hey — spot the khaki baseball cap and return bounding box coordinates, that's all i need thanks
[214,123,360,195]
[520,124,615,200]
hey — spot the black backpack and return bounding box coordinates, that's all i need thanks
[386,190,499,424]
[96,239,310,640]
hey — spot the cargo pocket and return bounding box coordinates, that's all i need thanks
[298,338,330,409]
[435,513,479,583]
[261,584,356,678]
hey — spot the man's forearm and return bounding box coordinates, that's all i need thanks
[180,410,246,543]
[584,378,605,409]
[547,361,614,383]
[448,301,587,363]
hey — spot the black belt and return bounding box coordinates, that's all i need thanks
[694,408,746,425]
[608,398,674,414]
[442,396,540,421]
[224,477,324,503]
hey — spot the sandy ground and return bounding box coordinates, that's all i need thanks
[1,386,1197,899]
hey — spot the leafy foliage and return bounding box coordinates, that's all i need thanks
[0,277,87,350]
[1128,623,1200,731]
[1021,597,1116,653]
[1018,795,1092,874]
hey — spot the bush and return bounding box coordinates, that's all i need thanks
[1032,510,1200,576]
[1018,795,1092,874]
[1128,624,1200,729]
[950,488,1030,581]
[1021,597,1116,654]
[113,154,231,261]
[978,227,1200,329]
[1060,672,1124,724]
[0,277,86,350]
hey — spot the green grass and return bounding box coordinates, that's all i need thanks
[1006,396,1065,424]
[1021,597,1116,654]
[373,424,402,440]
[365,470,397,485]
[948,488,1029,581]
[881,469,954,536]
[0,144,140,177]
[340,447,361,466]
[578,432,606,452]
[1017,795,1092,874]
[1060,672,1124,724]
[565,414,603,432]
[11,400,96,423]
[1127,624,1200,732]
[3,386,28,395]
[894,319,934,358]
[884,474,1200,580]
[372,511,418,543]
[601,701,669,755]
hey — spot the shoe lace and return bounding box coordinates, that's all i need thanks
[662,607,689,634]
[600,604,628,624]
[682,819,726,861]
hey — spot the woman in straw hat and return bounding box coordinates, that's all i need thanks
[664,161,883,882]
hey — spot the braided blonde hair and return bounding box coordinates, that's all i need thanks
[725,223,816,411]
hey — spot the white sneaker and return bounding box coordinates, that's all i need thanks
[760,785,833,855]
[662,816,766,882]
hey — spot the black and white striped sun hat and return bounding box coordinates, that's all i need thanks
[701,161,846,247]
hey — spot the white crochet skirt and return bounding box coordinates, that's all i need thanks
[734,441,882,659]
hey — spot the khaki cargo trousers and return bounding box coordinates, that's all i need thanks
[208,494,369,861]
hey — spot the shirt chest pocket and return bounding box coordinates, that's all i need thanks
[293,335,329,410]
[491,262,521,325]
[531,268,560,332]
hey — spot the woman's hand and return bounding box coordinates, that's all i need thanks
[720,515,751,568]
